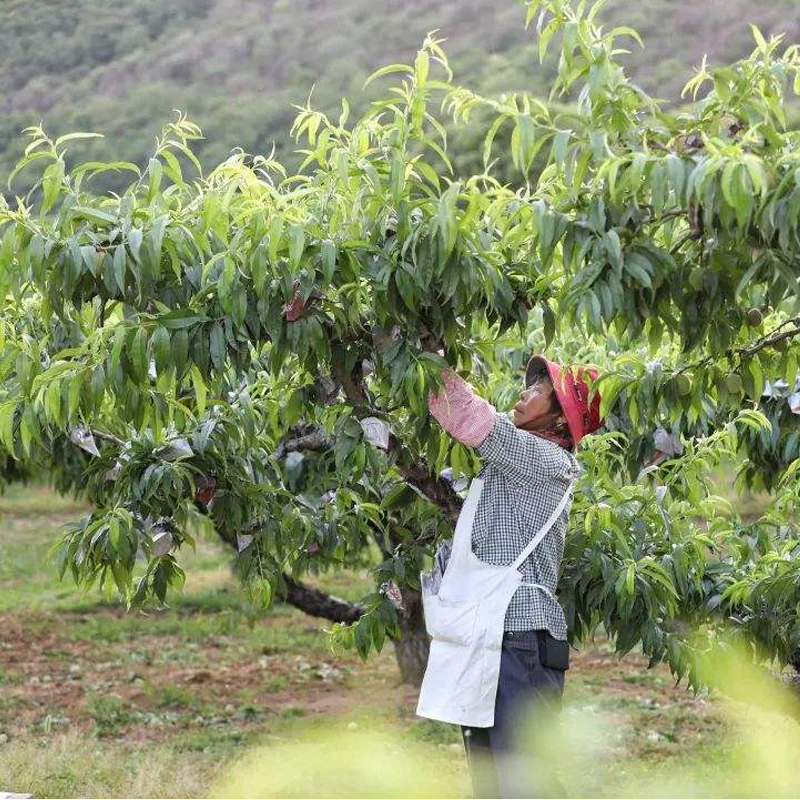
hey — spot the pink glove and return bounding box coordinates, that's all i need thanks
[427,369,497,448]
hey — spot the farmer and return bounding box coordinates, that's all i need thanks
[416,354,603,798]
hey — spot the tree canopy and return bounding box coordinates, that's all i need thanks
[4,0,800,689]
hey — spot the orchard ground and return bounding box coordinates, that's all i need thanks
[0,476,783,798]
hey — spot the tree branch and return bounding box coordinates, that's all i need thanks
[201,514,368,624]
[62,431,367,626]
[275,419,464,527]
[676,317,800,377]
[387,433,463,526]
[275,427,330,458]
[89,428,126,447]
[279,572,364,624]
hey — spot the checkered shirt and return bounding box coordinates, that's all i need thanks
[474,413,580,637]
[428,371,582,639]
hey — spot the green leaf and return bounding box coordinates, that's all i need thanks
[109,517,120,551]
[31,360,73,392]
[414,49,429,87]
[111,325,126,371]
[113,245,127,294]
[650,162,667,214]
[71,160,140,180]
[145,214,168,279]
[627,153,647,195]
[736,408,771,432]
[748,357,764,401]
[381,483,414,511]
[45,380,62,425]
[552,129,571,167]
[160,150,184,186]
[131,328,149,382]
[54,132,104,148]
[289,224,305,269]
[750,23,767,52]
[721,160,739,208]
[539,18,559,63]
[735,260,761,299]
[363,63,414,89]
[394,268,416,311]
[666,155,685,204]
[608,25,643,48]
[604,230,623,273]
[0,225,15,283]
[788,350,798,389]
[172,328,190,378]
[542,302,556,346]
[151,327,171,376]
[372,614,386,653]
[436,182,460,257]
[210,322,226,371]
[516,114,537,172]
[0,403,16,451]
[90,364,105,409]
[7,151,52,190]
[128,228,143,263]
[70,206,117,225]
[41,160,65,214]
[158,309,206,329]
[624,252,652,288]
[353,617,371,660]
[28,233,45,288]
[598,377,625,419]
[415,160,440,191]
[148,158,163,203]
[626,563,635,595]
[321,239,336,283]
[190,365,207,416]
[483,115,509,168]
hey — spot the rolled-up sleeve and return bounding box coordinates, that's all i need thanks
[476,412,580,485]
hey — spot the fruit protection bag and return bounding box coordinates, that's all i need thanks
[420,539,453,597]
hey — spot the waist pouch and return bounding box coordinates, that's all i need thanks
[538,631,570,671]
[504,630,570,671]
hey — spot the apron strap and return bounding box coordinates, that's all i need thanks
[449,477,485,563]
[510,482,574,571]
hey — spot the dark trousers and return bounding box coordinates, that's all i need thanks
[461,630,566,799]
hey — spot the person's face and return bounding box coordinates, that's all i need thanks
[512,375,566,434]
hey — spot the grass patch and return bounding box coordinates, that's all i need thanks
[0,480,794,797]
[85,694,131,737]
[280,704,308,719]
[143,682,199,710]
[259,676,289,693]
[0,728,216,798]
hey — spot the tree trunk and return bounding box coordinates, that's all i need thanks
[390,584,430,685]
[789,649,800,675]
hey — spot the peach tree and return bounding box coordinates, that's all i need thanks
[4,2,800,688]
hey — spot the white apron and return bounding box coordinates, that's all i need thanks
[416,476,574,727]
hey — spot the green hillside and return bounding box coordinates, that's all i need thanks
[2,0,799,197]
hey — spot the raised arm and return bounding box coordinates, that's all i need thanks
[427,369,579,485]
